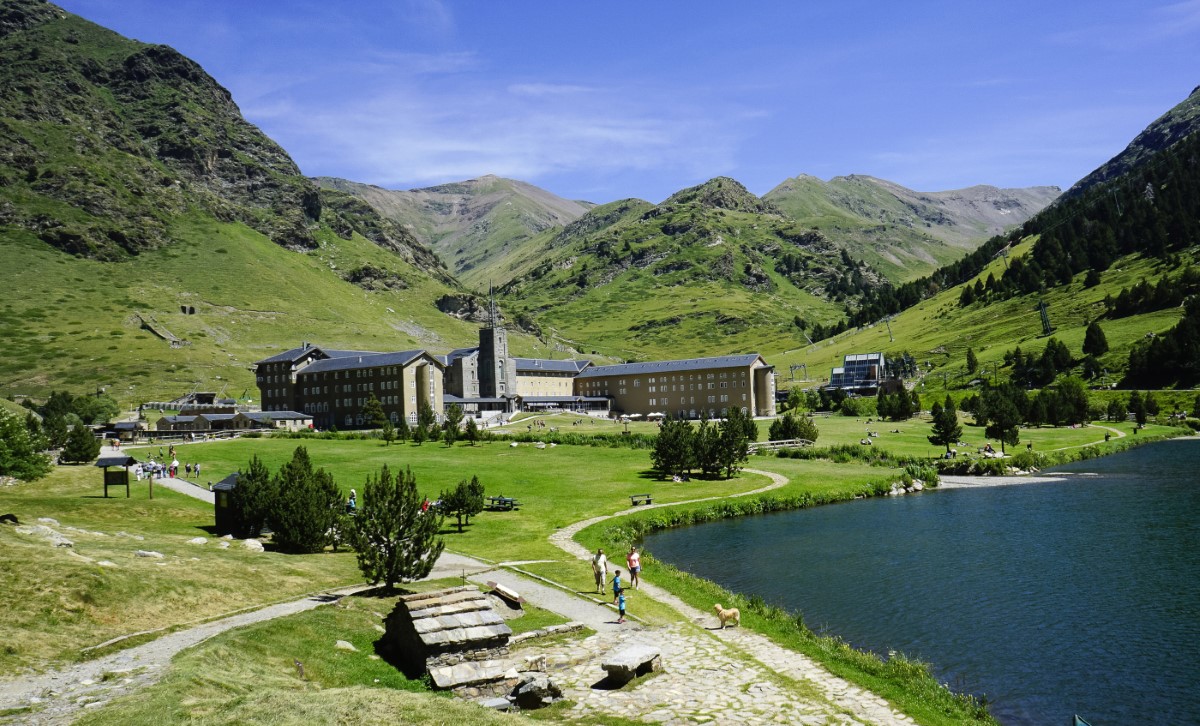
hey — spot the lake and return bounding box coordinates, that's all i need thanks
[642,438,1200,724]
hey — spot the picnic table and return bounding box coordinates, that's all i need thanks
[486,496,521,511]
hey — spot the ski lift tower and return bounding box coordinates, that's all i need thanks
[1037,300,1054,336]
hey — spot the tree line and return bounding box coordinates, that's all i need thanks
[651,408,757,479]
[227,446,489,589]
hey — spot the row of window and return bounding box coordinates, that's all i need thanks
[647,393,744,406]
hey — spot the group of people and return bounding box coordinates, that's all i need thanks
[591,545,642,624]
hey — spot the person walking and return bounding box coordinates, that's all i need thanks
[627,545,641,590]
[617,589,627,624]
[591,548,608,594]
[611,569,623,605]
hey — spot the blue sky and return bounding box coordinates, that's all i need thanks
[59,0,1200,204]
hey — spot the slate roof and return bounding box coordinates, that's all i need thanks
[158,415,198,424]
[441,347,479,366]
[297,349,435,375]
[244,411,311,421]
[513,358,591,374]
[253,345,381,366]
[95,454,140,468]
[401,587,511,651]
[212,472,239,491]
[575,354,766,379]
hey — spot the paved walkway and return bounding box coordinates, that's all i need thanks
[539,467,915,725]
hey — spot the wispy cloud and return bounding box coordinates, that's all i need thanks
[1047,0,1200,50]
[247,75,749,192]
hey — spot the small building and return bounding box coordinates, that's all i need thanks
[826,352,886,395]
[380,586,513,692]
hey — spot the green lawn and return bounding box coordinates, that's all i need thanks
[0,464,362,676]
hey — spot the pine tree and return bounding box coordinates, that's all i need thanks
[44,415,69,450]
[268,447,341,554]
[361,394,386,429]
[1083,321,1109,357]
[380,419,396,446]
[983,391,1022,453]
[60,423,100,464]
[230,454,274,538]
[651,417,694,478]
[717,408,752,479]
[464,417,480,446]
[439,477,485,533]
[442,404,463,447]
[927,397,963,453]
[351,465,444,590]
[966,348,978,375]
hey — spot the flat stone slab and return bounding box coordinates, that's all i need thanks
[428,659,516,689]
[601,644,662,684]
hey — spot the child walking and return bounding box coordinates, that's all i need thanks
[612,569,622,605]
[617,590,627,623]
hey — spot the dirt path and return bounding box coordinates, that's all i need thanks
[0,586,368,724]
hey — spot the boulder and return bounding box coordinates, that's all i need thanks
[512,672,562,709]
[16,524,73,548]
[187,537,207,545]
[334,640,357,652]
[243,539,264,552]
[135,550,164,559]
[601,644,662,684]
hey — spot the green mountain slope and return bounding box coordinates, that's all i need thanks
[1062,85,1200,201]
[0,1,553,403]
[317,175,593,290]
[764,174,1059,282]
[495,177,864,359]
[781,87,1200,394]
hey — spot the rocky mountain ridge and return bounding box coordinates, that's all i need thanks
[0,0,447,282]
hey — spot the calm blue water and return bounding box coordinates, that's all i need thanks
[643,438,1200,725]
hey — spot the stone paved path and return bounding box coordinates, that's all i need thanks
[539,467,916,725]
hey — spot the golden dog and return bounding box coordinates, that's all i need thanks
[713,603,740,629]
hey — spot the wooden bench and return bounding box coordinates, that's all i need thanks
[602,644,662,684]
[629,494,652,506]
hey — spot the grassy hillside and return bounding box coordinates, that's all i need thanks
[317,175,593,290]
[0,214,556,406]
[495,179,855,360]
[777,234,1193,395]
[764,174,1058,282]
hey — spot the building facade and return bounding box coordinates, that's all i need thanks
[826,352,886,395]
[255,344,443,430]
[573,354,775,419]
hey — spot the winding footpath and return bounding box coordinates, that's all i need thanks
[1,467,914,725]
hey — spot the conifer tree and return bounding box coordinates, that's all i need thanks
[230,454,275,538]
[966,348,978,375]
[717,407,752,479]
[927,396,963,453]
[360,394,386,429]
[61,423,100,463]
[269,446,341,554]
[651,416,694,478]
[1083,321,1109,357]
[442,403,463,447]
[380,419,396,446]
[351,465,444,590]
[464,417,480,446]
